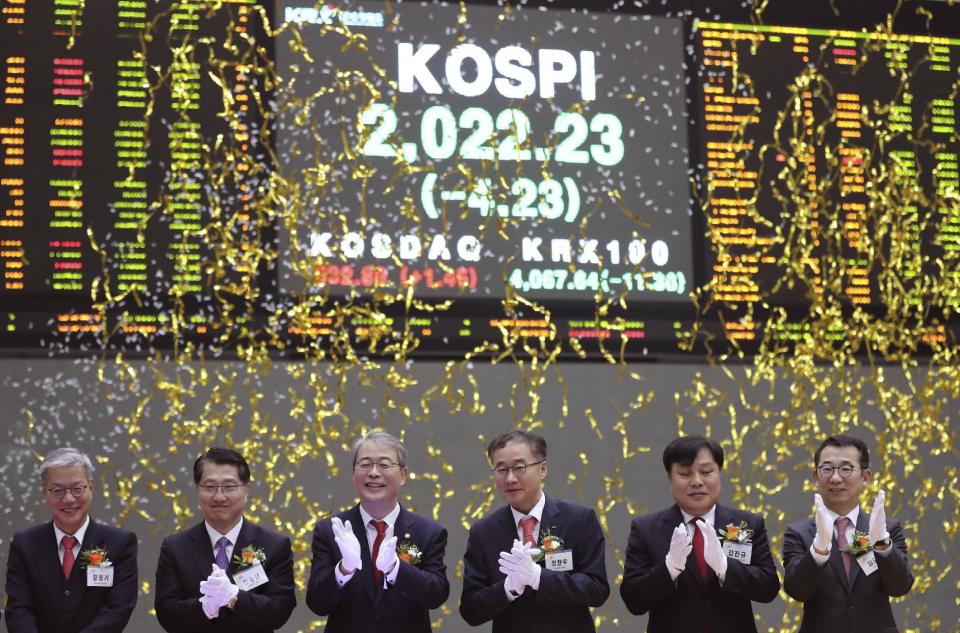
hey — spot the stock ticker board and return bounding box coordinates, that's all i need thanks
[1,1,959,357]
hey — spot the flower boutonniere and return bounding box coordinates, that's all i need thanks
[717,521,754,545]
[841,531,873,556]
[79,547,111,569]
[396,540,422,566]
[531,530,564,563]
[232,545,266,569]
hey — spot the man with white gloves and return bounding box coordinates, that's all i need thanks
[783,434,913,633]
[459,430,609,633]
[155,447,296,633]
[620,436,779,632]
[306,431,449,632]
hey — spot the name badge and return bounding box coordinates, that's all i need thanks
[722,541,753,565]
[544,550,573,572]
[233,562,269,591]
[87,566,114,587]
[857,550,878,576]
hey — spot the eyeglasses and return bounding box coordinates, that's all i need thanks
[817,464,859,479]
[355,459,401,472]
[197,483,246,496]
[491,460,545,479]
[46,485,89,500]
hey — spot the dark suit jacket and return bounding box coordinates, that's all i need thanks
[620,503,780,633]
[459,495,610,633]
[783,510,913,633]
[4,519,138,633]
[305,505,449,633]
[155,519,296,633]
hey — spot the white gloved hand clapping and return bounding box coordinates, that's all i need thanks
[813,494,833,554]
[376,535,399,579]
[868,490,890,545]
[498,540,542,591]
[697,521,728,578]
[199,564,238,618]
[664,522,692,575]
[332,517,363,574]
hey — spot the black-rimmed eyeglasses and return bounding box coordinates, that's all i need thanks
[491,460,545,479]
[46,485,89,500]
[817,464,859,479]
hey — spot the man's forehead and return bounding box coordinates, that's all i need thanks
[357,440,398,459]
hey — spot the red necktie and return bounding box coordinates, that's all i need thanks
[836,517,853,577]
[691,518,708,581]
[61,535,78,579]
[371,520,387,586]
[519,516,537,547]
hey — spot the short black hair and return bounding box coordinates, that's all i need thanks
[814,434,870,470]
[662,436,724,473]
[487,430,547,464]
[193,447,251,484]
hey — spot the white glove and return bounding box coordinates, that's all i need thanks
[665,522,692,574]
[199,565,238,617]
[498,540,542,590]
[869,490,890,544]
[697,521,728,577]
[332,517,363,574]
[503,570,525,596]
[376,535,399,577]
[813,494,833,553]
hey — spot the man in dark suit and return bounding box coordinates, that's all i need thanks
[620,435,779,633]
[459,430,609,632]
[783,433,913,633]
[306,430,449,632]
[155,447,296,633]
[4,447,138,633]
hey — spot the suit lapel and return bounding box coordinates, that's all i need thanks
[349,506,379,606]
[541,495,561,544]
[847,510,870,590]
[39,522,69,625]
[227,519,258,576]
[189,521,217,580]
[395,507,415,545]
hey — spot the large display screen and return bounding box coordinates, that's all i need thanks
[276,1,693,303]
[2,1,960,356]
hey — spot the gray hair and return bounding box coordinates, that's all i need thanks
[39,447,95,484]
[351,431,407,468]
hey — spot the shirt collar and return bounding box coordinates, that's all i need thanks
[54,515,90,547]
[680,504,717,527]
[205,516,244,550]
[510,490,546,527]
[822,504,860,527]
[359,503,401,529]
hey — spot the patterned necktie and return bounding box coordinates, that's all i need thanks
[371,520,388,585]
[215,536,230,571]
[691,517,708,581]
[61,535,78,579]
[836,517,853,576]
[519,516,537,547]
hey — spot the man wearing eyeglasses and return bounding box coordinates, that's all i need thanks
[783,434,913,633]
[459,430,609,632]
[306,430,449,632]
[154,447,296,633]
[619,435,779,632]
[4,447,138,633]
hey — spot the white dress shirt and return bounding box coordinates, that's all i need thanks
[205,517,244,564]
[54,515,89,564]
